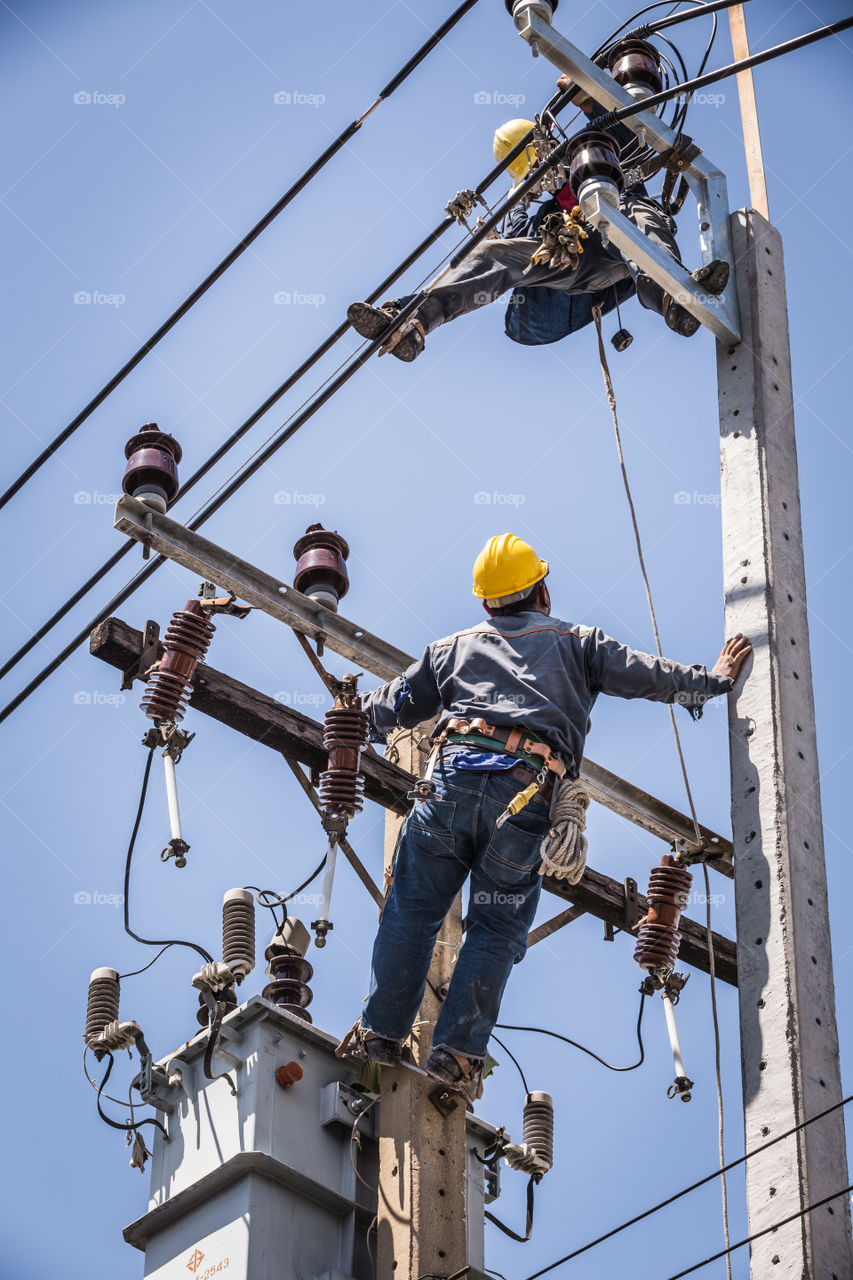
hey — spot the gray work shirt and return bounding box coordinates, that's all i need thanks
[360,609,732,779]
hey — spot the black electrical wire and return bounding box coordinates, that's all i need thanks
[496,987,646,1073]
[2,5,818,724]
[201,997,237,1097]
[516,1089,853,1278]
[245,858,328,914]
[119,943,177,980]
[486,1175,536,1244]
[0,0,481,512]
[662,1184,853,1280]
[0,3,668,707]
[592,15,853,133]
[122,745,215,965]
[0,97,570,698]
[96,1051,169,1139]
[490,1032,530,1094]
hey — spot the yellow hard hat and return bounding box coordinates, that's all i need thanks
[473,533,549,605]
[493,118,537,181]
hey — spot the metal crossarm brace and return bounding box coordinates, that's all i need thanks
[113,498,733,866]
[512,8,741,344]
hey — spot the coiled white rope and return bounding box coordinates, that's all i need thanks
[539,778,590,883]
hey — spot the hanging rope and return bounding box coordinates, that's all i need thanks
[591,304,731,1274]
[539,778,590,883]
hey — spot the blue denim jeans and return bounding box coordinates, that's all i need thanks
[362,759,552,1060]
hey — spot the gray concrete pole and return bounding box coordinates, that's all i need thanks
[717,209,852,1277]
[376,727,470,1277]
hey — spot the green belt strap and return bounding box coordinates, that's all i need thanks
[444,731,546,776]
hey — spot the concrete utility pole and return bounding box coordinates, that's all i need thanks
[376,727,469,1278]
[718,210,852,1277]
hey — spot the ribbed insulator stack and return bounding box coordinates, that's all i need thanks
[85,968,120,1047]
[319,704,370,817]
[222,889,255,983]
[263,954,314,1023]
[634,854,693,971]
[140,599,215,723]
[523,1091,554,1173]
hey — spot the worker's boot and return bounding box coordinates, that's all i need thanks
[662,259,730,338]
[424,1047,484,1102]
[335,1018,402,1066]
[347,298,440,362]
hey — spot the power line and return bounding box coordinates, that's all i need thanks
[0,104,580,719]
[516,1090,853,1278]
[662,1182,853,1280]
[0,0,481,512]
[0,97,571,695]
[0,0,763,719]
[4,0,708,688]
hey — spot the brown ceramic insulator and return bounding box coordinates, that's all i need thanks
[566,128,624,196]
[292,524,351,606]
[319,705,370,816]
[196,988,237,1027]
[140,599,215,723]
[634,854,693,971]
[263,954,314,1023]
[607,37,663,96]
[123,422,183,506]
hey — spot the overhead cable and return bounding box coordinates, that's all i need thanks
[0,0,481,511]
[2,5,811,721]
[515,1089,853,1276]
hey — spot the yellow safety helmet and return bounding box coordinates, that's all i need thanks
[472,533,549,606]
[493,118,537,181]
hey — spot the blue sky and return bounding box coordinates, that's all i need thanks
[1,1,852,1277]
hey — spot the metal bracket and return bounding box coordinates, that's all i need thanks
[513,8,741,343]
[623,876,640,932]
[121,619,160,690]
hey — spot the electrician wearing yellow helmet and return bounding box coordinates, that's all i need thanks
[347,75,730,360]
[338,533,751,1100]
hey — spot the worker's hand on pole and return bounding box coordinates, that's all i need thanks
[555,73,594,114]
[711,633,753,682]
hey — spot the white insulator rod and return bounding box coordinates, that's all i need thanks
[662,990,686,1079]
[163,750,184,843]
[312,837,339,946]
